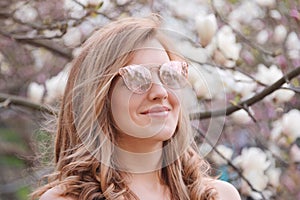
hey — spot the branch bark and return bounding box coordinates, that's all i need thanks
[194,126,267,200]
[0,93,54,115]
[16,38,73,59]
[190,66,300,119]
[0,29,73,59]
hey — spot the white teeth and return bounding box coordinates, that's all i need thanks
[146,111,169,117]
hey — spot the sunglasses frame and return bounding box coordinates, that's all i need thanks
[118,60,188,94]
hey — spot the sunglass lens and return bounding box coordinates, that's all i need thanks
[120,65,152,94]
[160,61,187,89]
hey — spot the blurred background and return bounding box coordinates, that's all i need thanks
[0,0,300,199]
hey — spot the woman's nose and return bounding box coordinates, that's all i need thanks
[147,82,168,101]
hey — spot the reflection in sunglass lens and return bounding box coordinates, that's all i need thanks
[160,62,187,89]
[119,65,152,93]
[119,61,188,94]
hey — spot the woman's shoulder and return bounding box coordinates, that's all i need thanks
[210,179,241,200]
[39,186,76,200]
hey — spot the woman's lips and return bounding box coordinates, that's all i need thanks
[141,106,171,117]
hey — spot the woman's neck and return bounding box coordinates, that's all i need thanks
[125,171,171,200]
[114,145,163,173]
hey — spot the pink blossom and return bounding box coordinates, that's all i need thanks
[290,8,300,20]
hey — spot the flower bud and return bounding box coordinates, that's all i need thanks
[195,14,217,47]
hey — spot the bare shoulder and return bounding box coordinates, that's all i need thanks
[40,186,76,200]
[211,179,241,200]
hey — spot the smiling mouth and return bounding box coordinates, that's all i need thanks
[141,106,171,117]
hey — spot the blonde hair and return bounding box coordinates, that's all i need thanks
[31,15,218,200]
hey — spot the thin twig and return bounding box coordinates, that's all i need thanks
[188,57,269,87]
[193,126,267,200]
[190,66,300,120]
[211,0,278,57]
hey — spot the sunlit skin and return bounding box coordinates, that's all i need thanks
[110,39,181,154]
[109,39,183,198]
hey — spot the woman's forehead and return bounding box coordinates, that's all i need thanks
[128,39,170,66]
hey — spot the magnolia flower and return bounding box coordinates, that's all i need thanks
[231,108,254,125]
[269,10,282,20]
[178,41,208,63]
[168,0,205,19]
[233,147,271,173]
[255,0,275,7]
[64,0,86,18]
[116,0,130,5]
[212,0,226,11]
[233,147,271,194]
[63,27,82,47]
[210,145,233,165]
[255,64,282,85]
[213,49,230,67]
[290,8,300,20]
[256,30,269,44]
[286,32,300,50]
[290,144,300,162]
[27,69,69,104]
[188,66,210,99]
[243,169,269,192]
[235,148,281,198]
[14,4,38,23]
[256,64,295,103]
[192,78,211,99]
[270,120,283,141]
[43,30,62,38]
[273,25,287,44]
[271,109,300,144]
[72,47,83,57]
[228,1,261,27]
[78,21,95,37]
[195,14,218,47]
[31,48,53,69]
[188,64,223,99]
[44,70,68,103]
[217,26,241,60]
[220,69,256,99]
[216,26,242,66]
[270,87,295,103]
[27,82,45,103]
[232,71,256,98]
[249,190,273,200]
[285,32,300,60]
[266,167,281,187]
[281,109,300,141]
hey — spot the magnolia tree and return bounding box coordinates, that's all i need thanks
[0,0,299,199]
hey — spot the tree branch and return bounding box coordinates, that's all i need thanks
[211,0,278,57]
[16,39,73,59]
[0,29,73,59]
[0,93,54,115]
[190,66,300,120]
[193,126,267,200]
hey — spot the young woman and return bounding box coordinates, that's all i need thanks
[32,15,241,200]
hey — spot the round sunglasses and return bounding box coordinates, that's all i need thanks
[118,61,188,94]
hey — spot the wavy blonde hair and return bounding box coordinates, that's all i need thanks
[31,15,218,200]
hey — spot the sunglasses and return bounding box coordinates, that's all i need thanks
[118,61,188,94]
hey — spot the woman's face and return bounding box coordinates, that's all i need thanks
[110,39,182,150]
